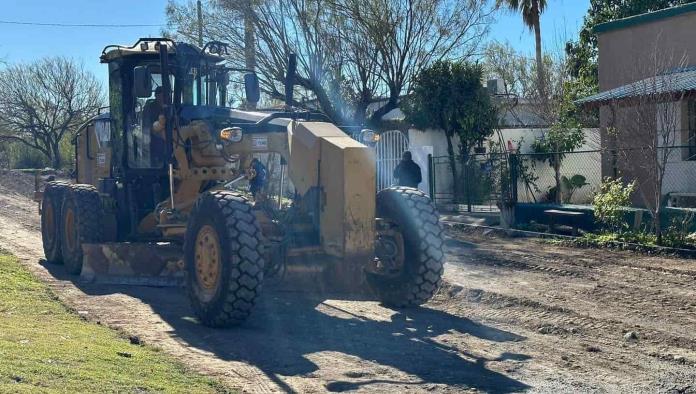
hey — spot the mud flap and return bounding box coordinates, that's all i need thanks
[81,242,185,287]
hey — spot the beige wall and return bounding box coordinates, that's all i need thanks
[598,10,696,206]
[598,11,696,91]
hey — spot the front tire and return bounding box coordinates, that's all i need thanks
[184,190,265,327]
[367,187,445,307]
[41,181,71,264]
[60,184,103,275]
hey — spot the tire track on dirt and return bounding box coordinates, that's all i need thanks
[445,231,696,383]
[5,172,696,392]
[449,252,587,279]
[0,178,538,393]
[439,285,696,356]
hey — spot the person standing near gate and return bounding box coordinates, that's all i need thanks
[246,157,268,201]
[393,151,422,188]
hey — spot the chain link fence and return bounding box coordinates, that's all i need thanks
[430,153,512,212]
[430,145,696,211]
[515,150,602,205]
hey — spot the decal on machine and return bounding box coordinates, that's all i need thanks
[252,136,268,150]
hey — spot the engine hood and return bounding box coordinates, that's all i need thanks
[178,105,291,133]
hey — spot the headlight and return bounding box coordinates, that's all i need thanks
[220,127,243,143]
[360,129,380,144]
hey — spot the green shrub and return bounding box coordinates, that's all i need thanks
[59,134,75,170]
[1,135,74,170]
[661,212,695,248]
[7,142,49,169]
[592,177,635,232]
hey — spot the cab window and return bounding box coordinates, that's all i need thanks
[127,69,172,169]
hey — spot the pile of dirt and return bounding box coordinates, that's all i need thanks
[0,169,70,199]
[0,169,38,198]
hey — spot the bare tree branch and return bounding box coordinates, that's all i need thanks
[0,57,103,168]
[606,38,688,242]
[165,0,493,125]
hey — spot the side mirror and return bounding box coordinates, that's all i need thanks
[133,66,152,98]
[244,73,260,105]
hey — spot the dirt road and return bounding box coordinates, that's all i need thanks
[1,171,695,393]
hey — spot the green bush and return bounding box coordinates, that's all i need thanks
[6,142,49,169]
[59,134,75,170]
[1,135,74,170]
[592,177,635,232]
[661,212,696,248]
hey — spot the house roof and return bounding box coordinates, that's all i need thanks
[594,3,696,34]
[366,96,549,128]
[576,67,696,106]
[497,99,548,128]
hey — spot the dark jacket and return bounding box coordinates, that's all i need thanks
[250,161,267,188]
[393,159,422,188]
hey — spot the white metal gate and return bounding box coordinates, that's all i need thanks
[375,130,409,190]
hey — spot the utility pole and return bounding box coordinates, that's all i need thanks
[243,0,257,109]
[197,0,204,47]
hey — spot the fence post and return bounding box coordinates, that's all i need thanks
[427,154,435,199]
[465,156,472,212]
[509,153,518,204]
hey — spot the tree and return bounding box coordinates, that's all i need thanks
[337,0,494,123]
[166,0,494,125]
[168,0,369,122]
[0,57,102,168]
[484,40,600,132]
[530,103,585,204]
[496,0,547,99]
[403,61,498,201]
[603,48,687,244]
[484,41,535,98]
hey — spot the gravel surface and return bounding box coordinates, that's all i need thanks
[1,170,695,393]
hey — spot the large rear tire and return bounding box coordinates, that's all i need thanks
[41,181,71,264]
[184,190,265,327]
[60,184,103,275]
[367,186,445,307]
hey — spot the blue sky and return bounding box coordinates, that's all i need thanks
[490,0,590,55]
[0,0,590,88]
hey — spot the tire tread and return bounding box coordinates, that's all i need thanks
[370,186,445,307]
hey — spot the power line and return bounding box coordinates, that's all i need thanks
[0,20,164,28]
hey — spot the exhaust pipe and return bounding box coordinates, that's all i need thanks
[285,53,296,108]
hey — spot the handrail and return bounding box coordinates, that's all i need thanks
[101,37,175,57]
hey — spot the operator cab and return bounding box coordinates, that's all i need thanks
[76,38,310,244]
[85,38,261,240]
[100,38,259,172]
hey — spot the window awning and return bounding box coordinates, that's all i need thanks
[576,68,696,107]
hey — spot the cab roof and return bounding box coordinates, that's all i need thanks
[100,38,226,63]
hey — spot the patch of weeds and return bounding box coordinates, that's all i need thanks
[514,222,548,233]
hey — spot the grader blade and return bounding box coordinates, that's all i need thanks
[80,242,185,287]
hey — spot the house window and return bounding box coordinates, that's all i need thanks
[687,101,696,160]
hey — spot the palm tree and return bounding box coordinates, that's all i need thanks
[497,0,548,99]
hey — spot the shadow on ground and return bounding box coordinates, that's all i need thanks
[40,260,530,393]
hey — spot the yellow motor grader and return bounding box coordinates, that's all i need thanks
[36,38,445,327]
